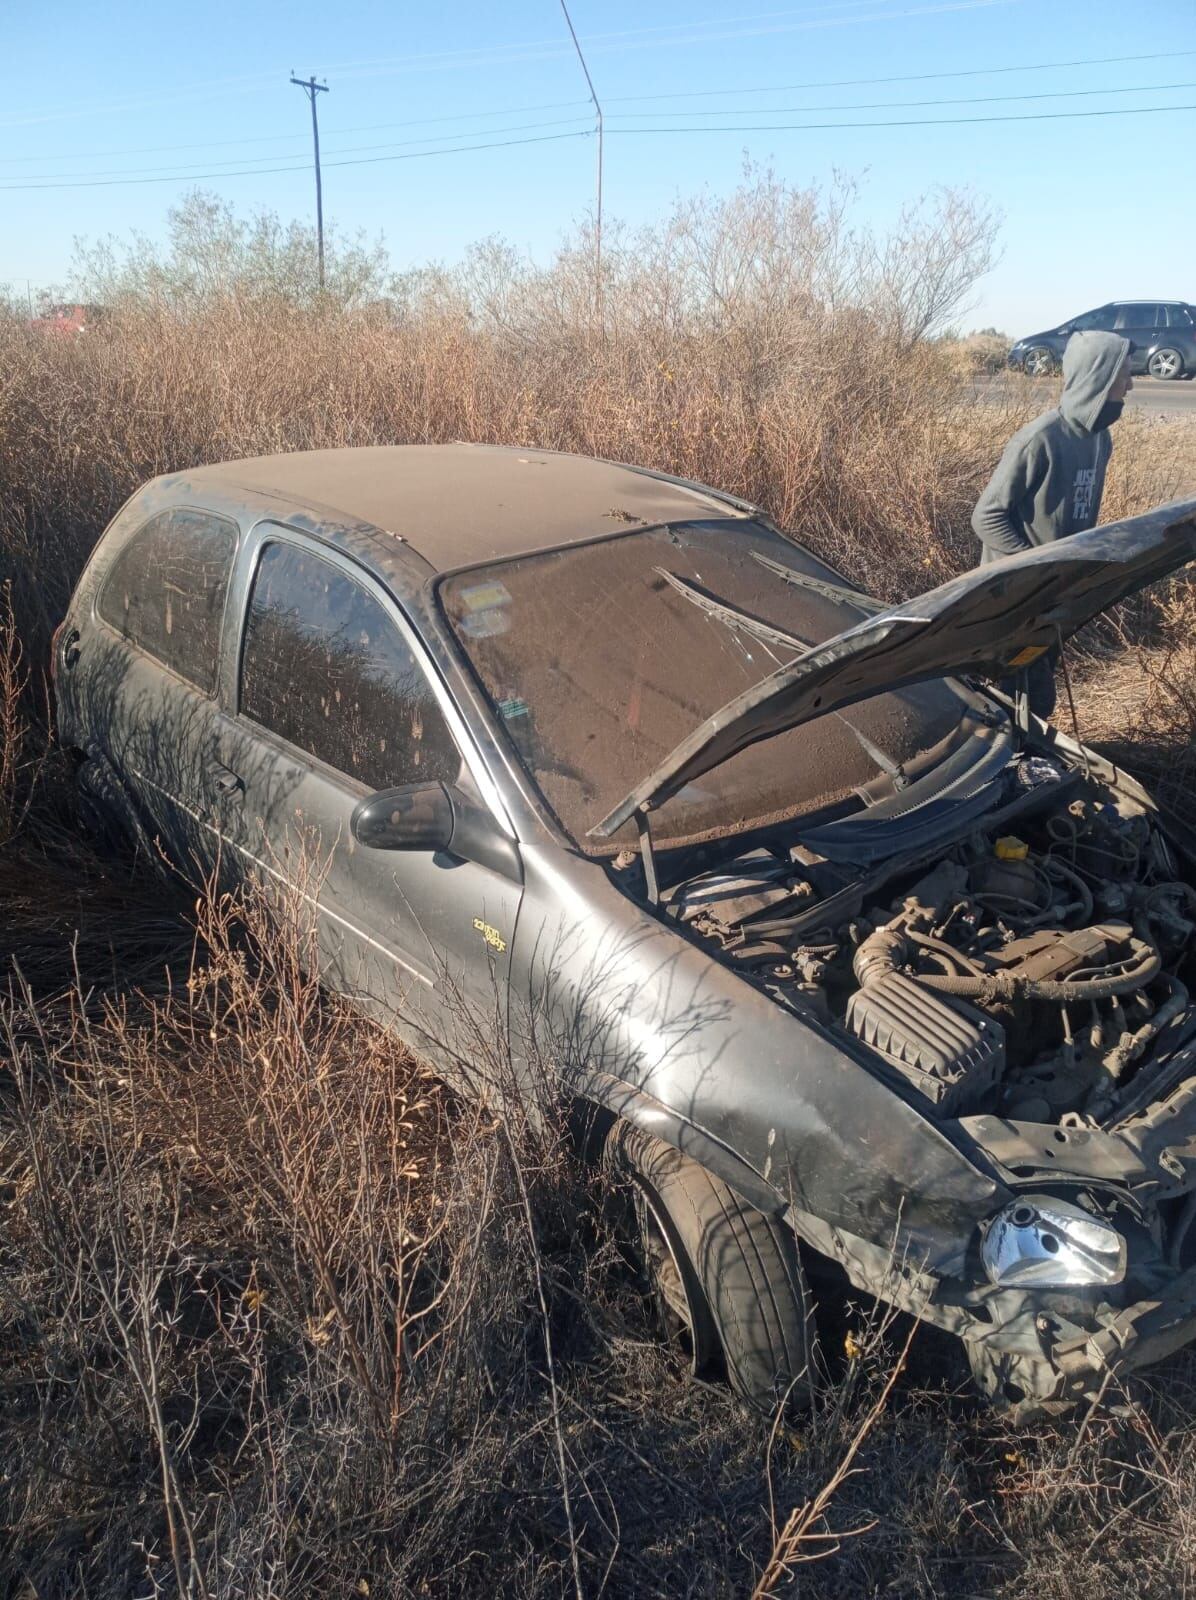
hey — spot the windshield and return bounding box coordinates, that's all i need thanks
[439,520,978,852]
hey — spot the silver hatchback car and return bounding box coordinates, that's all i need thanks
[54,444,1196,1415]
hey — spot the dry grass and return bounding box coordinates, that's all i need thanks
[0,296,1013,643]
[4,184,1196,1595]
[6,847,1196,1598]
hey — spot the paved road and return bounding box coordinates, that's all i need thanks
[972,373,1196,418]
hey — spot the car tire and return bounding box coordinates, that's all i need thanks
[605,1121,817,1411]
[1021,345,1057,378]
[1147,347,1184,380]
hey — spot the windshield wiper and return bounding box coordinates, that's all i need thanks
[653,567,811,654]
[750,551,885,616]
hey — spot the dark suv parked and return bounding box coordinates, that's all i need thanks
[1009,302,1196,380]
[53,446,1196,1417]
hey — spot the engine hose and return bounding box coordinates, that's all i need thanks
[906,929,987,977]
[852,924,1162,1002]
[1043,858,1094,924]
[920,942,1161,1003]
[1104,976,1190,1079]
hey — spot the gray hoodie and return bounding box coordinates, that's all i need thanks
[972,329,1129,563]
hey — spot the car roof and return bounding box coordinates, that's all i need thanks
[176,444,750,573]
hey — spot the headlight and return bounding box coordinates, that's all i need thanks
[981,1197,1125,1289]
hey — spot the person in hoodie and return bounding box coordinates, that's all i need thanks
[971,329,1134,717]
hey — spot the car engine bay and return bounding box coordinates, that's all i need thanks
[660,753,1196,1129]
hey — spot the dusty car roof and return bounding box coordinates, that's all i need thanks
[178,444,748,572]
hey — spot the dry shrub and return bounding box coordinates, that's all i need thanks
[0,175,1018,681]
[1073,579,1196,821]
[0,580,28,842]
[937,331,1010,378]
[0,860,592,1597]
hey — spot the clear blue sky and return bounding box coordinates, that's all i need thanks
[3,0,1194,333]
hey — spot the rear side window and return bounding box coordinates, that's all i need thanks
[1114,304,1163,329]
[240,539,461,791]
[97,507,237,694]
[1166,305,1194,329]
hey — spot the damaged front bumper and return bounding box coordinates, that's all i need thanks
[790,1195,1196,1414]
[963,1260,1196,1415]
[788,1052,1196,1415]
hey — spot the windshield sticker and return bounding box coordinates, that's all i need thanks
[459,606,511,639]
[459,580,513,613]
[499,696,530,721]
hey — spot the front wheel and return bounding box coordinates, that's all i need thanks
[1148,347,1184,380]
[605,1122,817,1411]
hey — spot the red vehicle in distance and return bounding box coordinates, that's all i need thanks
[29,303,104,336]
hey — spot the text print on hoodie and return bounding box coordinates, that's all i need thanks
[972,329,1130,564]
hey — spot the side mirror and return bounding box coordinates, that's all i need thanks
[353,780,455,852]
[351,781,522,883]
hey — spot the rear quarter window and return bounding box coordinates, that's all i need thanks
[97,506,237,694]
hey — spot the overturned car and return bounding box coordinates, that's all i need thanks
[54,445,1196,1415]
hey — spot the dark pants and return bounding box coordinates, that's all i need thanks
[1003,648,1058,721]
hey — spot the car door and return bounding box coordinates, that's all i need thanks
[79,503,240,878]
[211,523,523,1080]
[1113,303,1163,373]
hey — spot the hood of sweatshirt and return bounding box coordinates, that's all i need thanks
[1058,329,1130,432]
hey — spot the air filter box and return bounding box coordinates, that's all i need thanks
[844,972,1004,1115]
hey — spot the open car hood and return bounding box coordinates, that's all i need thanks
[590,499,1196,839]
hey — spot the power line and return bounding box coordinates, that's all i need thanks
[0,0,993,129]
[12,77,1191,186]
[5,97,1196,194]
[273,1,1015,84]
[323,0,928,74]
[4,116,596,183]
[0,98,594,166]
[609,78,1196,118]
[7,46,1192,174]
[605,45,1196,101]
[607,100,1196,134]
[0,130,594,191]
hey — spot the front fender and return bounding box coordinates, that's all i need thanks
[515,848,1008,1276]
[580,1070,786,1215]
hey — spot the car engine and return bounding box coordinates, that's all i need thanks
[663,758,1196,1127]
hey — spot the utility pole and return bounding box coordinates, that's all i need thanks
[558,2,602,322]
[290,73,330,291]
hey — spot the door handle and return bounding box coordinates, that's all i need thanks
[208,763,244,797]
